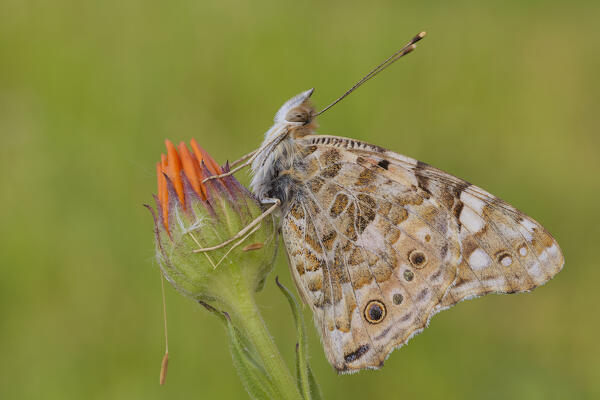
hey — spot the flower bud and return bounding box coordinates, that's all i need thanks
[147,139,277,305]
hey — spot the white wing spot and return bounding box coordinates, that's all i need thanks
[546,243,559,257]
[481,276,505,287]
[521,218,538,232]
[539,248,550,263]
[528,261,541,276]
[452,279,480,293]
[459,206,486,233]
[521,229,533,241]
[519,246,528,256]
[538,243,560,264]
[460,191,486,214]
[468,248,491,271]
[500,255,513,267]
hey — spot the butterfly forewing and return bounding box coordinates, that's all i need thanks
[281,135,563,372]
[382,154,564,306]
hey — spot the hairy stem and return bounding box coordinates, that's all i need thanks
[218,276,303,400]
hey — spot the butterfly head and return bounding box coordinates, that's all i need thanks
[272,88,318,136]
[251,89,319,202]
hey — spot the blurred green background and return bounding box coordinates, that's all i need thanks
[1,0,599,399]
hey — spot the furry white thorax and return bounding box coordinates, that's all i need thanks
[250,89,315,202]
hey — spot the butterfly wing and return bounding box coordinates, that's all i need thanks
[282,137,462,371]
[281,135,563,372]
[413,160,564,309]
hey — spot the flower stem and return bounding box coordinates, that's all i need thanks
[219,276,303,400]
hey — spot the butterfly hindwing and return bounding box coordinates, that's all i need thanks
[282,137,462,371]
[281,135,563,372]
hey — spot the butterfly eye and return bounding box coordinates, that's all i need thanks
[285,108,310,123]
[364,300,386,324]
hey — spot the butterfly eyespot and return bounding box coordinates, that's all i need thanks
[393,293,404,305]
[498,252,513,267]
[518,245,528,257]
[403,269,414,281]
[364,300,386,324]
[408,250,427,268]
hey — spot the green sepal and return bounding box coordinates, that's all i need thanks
[152,176,277,302]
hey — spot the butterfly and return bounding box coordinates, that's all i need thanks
[202,32,564,372]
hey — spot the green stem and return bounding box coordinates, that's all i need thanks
[220,277,303,400]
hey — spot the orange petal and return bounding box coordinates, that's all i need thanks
[178,141,206,199]
[165,139,185,208]
[190,152,207,199]
[156,161,164,214]
[190,138,222,176]
[159,154,169,232]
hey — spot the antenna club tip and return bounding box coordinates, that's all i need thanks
[159,352,169,386]
[411,31,427,44]
[404,44,417,54]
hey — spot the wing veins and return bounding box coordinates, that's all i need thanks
[326,158,519,293]
[303,200,338,348]
[304,135,530,220]
[306,163,449,339]
[301,189,377,365]
[302,183,384,295]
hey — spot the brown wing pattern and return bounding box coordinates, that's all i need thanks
[282,138,462,371]
[281,135,563,372]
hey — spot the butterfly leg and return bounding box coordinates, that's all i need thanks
[192,198,281,253]
[203,128,291,184]
[229,149,258,168]
[202,155,256,183]
[211,224,263,268]
[202,149,258,183]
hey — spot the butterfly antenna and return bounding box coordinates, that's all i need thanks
[314,31,426,117]
[159,273,169,386]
